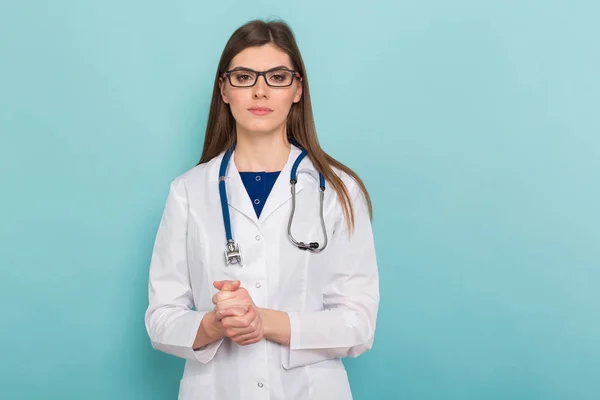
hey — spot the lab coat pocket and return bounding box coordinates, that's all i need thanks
[178,375,215,400]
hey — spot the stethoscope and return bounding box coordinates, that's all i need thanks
[219,144,328,266]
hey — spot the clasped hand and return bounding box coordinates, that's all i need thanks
[212,280,264,346]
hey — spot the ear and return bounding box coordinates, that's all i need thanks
[293,79,303,104]
[219,77,230,104]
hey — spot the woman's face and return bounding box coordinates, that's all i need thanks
[219,43,303,136]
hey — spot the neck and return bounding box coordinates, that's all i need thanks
[234,125,291,172]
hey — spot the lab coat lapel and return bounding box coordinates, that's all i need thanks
[225,152,259,223]
[259,145,305,223]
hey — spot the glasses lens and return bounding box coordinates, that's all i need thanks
[229,70,257,87]
[266,69,294,86]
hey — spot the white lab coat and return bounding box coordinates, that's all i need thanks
[145,144,379,400]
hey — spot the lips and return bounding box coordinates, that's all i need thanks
[248,107,273,116]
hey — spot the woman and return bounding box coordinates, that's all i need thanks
[145,19,379,400]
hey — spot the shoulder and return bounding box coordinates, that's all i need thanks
[329,164,364,200]
[167,153,224,195]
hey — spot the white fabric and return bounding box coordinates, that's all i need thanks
[145,144,380,400]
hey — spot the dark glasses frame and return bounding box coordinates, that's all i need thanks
[221,67,302,88]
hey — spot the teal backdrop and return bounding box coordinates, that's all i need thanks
[1,1,599,399]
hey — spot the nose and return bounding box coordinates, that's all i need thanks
[252,74,269,98]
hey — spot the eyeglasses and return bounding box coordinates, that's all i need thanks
[222,67,302,88]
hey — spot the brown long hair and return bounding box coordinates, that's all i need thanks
[198,19,373,232]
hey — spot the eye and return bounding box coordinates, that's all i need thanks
[267,70,293,85]
[230,71,256,84]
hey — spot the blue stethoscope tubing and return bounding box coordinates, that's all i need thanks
[218,144,328,265]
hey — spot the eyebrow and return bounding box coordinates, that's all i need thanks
[229,65,292,71]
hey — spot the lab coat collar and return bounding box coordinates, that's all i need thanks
[210,143,310,224]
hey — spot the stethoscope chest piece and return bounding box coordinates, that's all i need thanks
[225,239,242,266]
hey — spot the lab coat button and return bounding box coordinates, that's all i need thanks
[255,235,261,241]
[255,282,261,288]
[258,382,264,388]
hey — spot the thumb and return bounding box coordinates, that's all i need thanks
[213,280,241,291]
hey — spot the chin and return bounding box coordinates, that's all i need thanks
[240,120,283,135]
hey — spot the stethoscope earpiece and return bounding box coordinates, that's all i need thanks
[297,242,320,251]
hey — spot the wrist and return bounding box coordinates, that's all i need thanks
[260,308,281,340]
[202,311,225,341]
[258,308,269,337]
[259,308,290,346]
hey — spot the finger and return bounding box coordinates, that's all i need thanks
[214,306,248,321]
[214,307,247,322]
[224,308,259,331]
[216,306,248,320]
[227,324,258,339]
[222,281,241,291]
[235,332,262,346]
[225,325,255,339]
[212,290,238,305]
[221,315,256,330]
[213,280,240,291]
[215,291,253,308]
[213,280,236,290]
[221,307,258,330]
[215,298,251,310]
[213,281,223,290]
[239,337,261,346]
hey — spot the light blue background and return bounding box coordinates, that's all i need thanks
[1,1,599,399]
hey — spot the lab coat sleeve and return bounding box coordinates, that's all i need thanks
[282,183,380,369]
[145,178,224,363]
